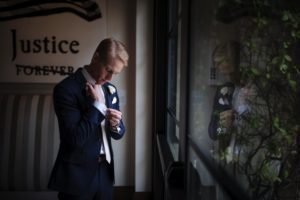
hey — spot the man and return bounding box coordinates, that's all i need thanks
[208,41,254,163]
[48,38,129,200]
[209,40,240,141]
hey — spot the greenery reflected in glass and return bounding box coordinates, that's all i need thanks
[215,0,300,199]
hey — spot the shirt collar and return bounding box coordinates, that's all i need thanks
[82,67,96,85]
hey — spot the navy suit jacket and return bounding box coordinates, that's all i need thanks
[48,68,125,195]
[208,82,234,140]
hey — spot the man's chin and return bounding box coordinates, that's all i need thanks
[97,80,106,85]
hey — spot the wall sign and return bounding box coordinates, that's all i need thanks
[0,0,107,83]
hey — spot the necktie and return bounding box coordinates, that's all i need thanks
[100,120,111,163]
[98,86,111,163]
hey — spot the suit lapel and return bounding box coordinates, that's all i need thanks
[73,68,91,105]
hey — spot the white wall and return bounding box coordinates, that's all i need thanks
[106,0,136,187]
[134,0,153,192]
[107,0,153,192]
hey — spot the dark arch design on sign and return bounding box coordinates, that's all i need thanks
[0,0,102,22]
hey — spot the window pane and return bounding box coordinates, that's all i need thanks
[167,113,179,160]
[167,37,177,116]
[187,0,300,199]
[166,0,183,161]
[187,146,231,200]
[168,0,178,32]
[187,0,250,198]
[188,0,216,164]
[176,19,181,120]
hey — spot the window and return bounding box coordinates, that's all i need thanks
[186,0,251,199]
[153,0,188,198]
[185,0,300,199]
[166,0,184,161]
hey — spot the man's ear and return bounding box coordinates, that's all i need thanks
[92,52,99,63]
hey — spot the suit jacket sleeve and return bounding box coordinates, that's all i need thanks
[105,85,125,140]
[53,83,105,148]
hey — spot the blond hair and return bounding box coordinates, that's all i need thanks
[95,38,129,67]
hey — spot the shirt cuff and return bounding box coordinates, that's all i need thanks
[110,125,121,133]
[93,101,107,115]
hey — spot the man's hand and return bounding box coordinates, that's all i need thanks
[86,82,104,103]
[219,109,235,129]
[107,108,122,127]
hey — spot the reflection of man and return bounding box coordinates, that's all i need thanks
[48,38,129,200]
[209,82,235,141]
[208,41,255,163]
[208,41,240,142]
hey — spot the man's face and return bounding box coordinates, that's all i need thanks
[94,59,124,85]
[216,60,235,75]
[214,56,235,75]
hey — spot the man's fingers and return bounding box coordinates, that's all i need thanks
[219,109,234,128]
[107,109,122,122]
[107,108,122,117]
[220,110,233,120]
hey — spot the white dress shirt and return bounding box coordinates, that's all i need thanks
[81,67,111,162]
